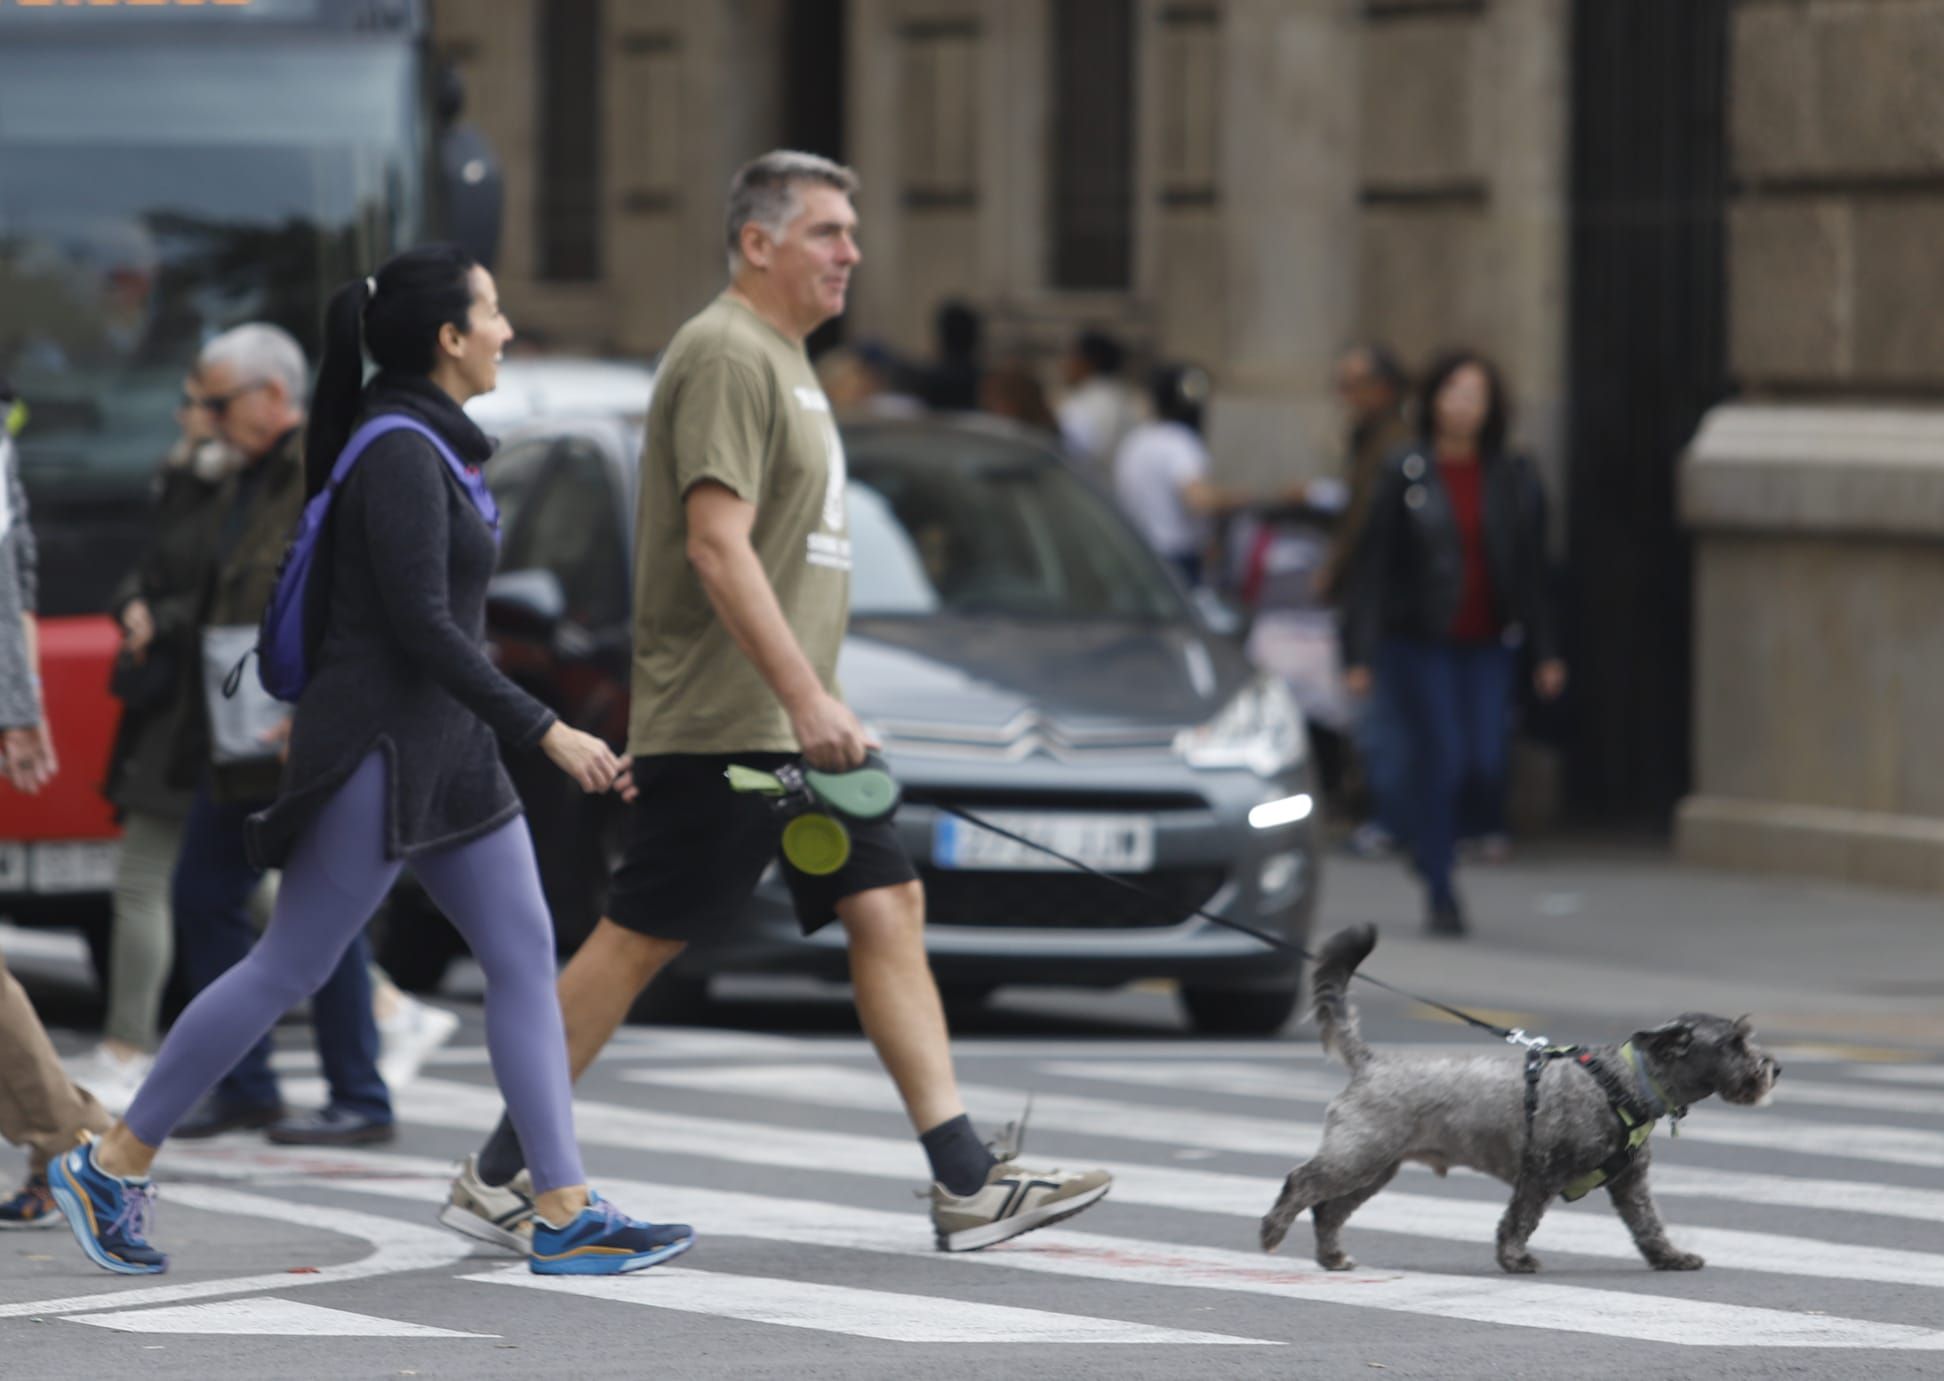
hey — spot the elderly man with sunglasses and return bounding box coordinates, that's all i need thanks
[157,324,394,1146]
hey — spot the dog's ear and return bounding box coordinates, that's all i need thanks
[1733,1014,1755,1037]
[1637,1021,1693,1059]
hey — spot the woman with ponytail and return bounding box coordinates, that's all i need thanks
[53,246,696,1278]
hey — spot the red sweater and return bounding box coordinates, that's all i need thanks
[1438,455,1498,643]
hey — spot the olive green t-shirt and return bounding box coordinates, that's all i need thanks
[627,293,852,755]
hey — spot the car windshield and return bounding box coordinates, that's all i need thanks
[846,429,1184,622]
[0,38,425,494]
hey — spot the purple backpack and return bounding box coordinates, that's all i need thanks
[243,414,501,704]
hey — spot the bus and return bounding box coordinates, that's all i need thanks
[0,0,495,972]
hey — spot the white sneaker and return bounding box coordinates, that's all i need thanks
[67,1046,151,1117]
[928,1105,1112,1252]
[378,995,461,1091]
[438,1154,536,1254]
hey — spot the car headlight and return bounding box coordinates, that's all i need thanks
[1174,675,1308,777]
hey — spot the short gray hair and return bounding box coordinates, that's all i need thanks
[199,323,309,403]
[725,150,859,272]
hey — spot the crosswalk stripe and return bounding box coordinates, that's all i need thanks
[243,1157,1944,1351]
[468,1263,1274,1344]
[1848,1064,1944,1088]
[623,1061,1944,1228]
[1045,1054,1944,1118]
[626,1062,1303,1155]
[388,1077,1944,1290]
[0,1185,471,1320]
[65,1298,494,1338]
[1037,1059,1944,1169]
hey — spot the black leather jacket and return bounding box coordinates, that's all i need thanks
[1341,443,1557,669]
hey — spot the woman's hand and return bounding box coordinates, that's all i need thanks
[1535,658,1567,701]
[1,724,56,794]
[1344,665,1373,698]
[541,721,623,795]
[121,598,155,661]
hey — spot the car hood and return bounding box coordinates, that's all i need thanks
[840,615,1255,744]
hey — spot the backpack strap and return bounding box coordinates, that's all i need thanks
[329,415,501,535]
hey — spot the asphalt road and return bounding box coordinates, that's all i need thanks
[4,911,1943,1381]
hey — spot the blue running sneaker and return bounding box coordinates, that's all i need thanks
[0,1173,62,1230]
[529,1192,694,1275]
[49,1139,167,1275]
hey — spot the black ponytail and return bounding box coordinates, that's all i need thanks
[303,277,372,497]
[303,243,480,497]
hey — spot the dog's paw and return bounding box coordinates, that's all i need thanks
[1259,1215,1291,1254]
[1651,1251,1705,1272]
[1496,1251,1541,1275]
[1317,1250,1356,1272]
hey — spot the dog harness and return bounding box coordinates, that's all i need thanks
[1521,1040,1688,1202]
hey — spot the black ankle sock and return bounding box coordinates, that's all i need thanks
[920,1114,996,1197]
[475,1115,527,1188]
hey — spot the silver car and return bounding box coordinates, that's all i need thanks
[467,396,1319,1035]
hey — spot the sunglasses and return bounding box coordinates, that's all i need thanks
[197,380,270,417]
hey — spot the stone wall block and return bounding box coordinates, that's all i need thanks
[1852,200,1944,380]
[1734,0,1944,179]
[1727,200,1849,382]
[1360,15,1482,187]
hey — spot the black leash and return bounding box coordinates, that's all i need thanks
[934,802,1551,1050]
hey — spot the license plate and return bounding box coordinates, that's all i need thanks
[932,812,1155,873]
[0,842,24,890]
[30,842,119,894]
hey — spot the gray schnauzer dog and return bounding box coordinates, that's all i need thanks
[1260,924,1781,1274]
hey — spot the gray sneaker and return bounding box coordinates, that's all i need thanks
[929,1107,1111,1252]
[437,1154,535,1255]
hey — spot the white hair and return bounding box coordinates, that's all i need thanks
[725,149,859,274]
[199,323,309,403]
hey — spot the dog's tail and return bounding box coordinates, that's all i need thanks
[1311,923,1377,1070]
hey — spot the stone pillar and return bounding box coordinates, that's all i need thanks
[1201,0,1363,489]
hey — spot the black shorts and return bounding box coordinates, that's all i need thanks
[606,752,919,942]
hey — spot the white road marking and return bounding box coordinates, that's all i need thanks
[469,1264,1273,1344]
[303,1161,1944,1351]
[1040,1060,1944,1169]
[624,1060,1944,1227]
[626,1061,1303,1154]
[1847,1064,1944,1088]
[0,1185,476,1320]
[385,1077,1944,1291]
[66,1297,493,1338]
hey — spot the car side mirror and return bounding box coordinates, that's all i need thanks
[487,569,565,635]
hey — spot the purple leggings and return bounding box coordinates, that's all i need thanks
[125,753,585,1192]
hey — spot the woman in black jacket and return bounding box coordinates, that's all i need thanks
[57,246,695,1279]
[1342,350,1565,936]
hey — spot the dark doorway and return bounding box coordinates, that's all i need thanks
[1563,0,1730,825]
[784,0,847,163]
[785,0,848,356]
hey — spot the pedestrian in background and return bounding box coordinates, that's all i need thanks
[54,245,687,1277]
[1323,343,1414,858]
[1341,349,1564,936]
[1113,363,1262,587]
[0,375,109,1230]
[915,298,984,411]
[69,378,240,1112]
[979,354,1061,438]
[1056,328,1142,472]
[162,324,393,1144]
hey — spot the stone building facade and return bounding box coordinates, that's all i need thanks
[1678,0,1944,892]
[434,0,1944,892]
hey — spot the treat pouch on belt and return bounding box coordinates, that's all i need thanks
[726,754,901,875]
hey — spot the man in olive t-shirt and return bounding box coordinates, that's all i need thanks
[628,290,852,756]
[452,151,1110,1255]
